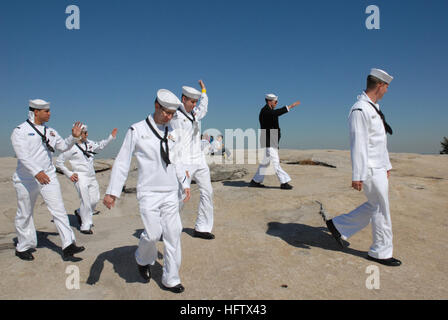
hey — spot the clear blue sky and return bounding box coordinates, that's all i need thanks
[1,0,447,158]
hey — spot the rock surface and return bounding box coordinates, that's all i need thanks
[0,149,447,299]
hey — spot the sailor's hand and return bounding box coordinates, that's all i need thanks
[289,100,301,109]
[111,128,118,138]
[387,170,391,179]
[72,121,83,138]
[70,173,78,182]
[198,80,206,92]
[352,181,363,191]
[103,194,116,209]
[35,171,50,185]
[183,188,191,203]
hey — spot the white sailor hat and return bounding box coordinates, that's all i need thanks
[156,89,183,111]
[29,99,50,109]
[182,86,201,100]
[370,68,393,84]
[265,93,278,101]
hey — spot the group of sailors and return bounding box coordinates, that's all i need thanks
[10,68,401,295]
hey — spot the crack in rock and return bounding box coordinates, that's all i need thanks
[282,159,336,168]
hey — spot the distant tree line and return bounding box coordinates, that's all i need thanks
[441,137,448,154]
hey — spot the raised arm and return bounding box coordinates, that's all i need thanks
[193,80,208,121]
[54,121,83,153]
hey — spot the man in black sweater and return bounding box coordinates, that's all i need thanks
[250,93,301,189]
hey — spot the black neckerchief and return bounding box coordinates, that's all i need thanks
[26,119,55,152]
[145,117,171,167]
[177,107,195,123]
[75,142,97,158]
[366,102,393,135]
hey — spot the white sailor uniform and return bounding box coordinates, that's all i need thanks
[11,120,78,252]
[171,91,214,233]
[105,114,189,288]
[332,92,394,259]
[56,135,115,231]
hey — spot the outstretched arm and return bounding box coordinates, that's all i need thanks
[91,128,118,152]
[286,100,301,111]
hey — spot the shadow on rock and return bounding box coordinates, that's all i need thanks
[221,180,250,188]
[68,214,81,229]
[13,231,69,259]
[266,222,366,259]
[36,231,61,253]
[182,227,195,238]
[51,214,81,229]
[222,180,280,189]
[87,245,164,286]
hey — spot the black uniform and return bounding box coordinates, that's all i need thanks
[259,104,289,148]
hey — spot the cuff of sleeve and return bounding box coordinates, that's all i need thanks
[182,180,190,190]
[107,190,121,199]
[352,175,367,181]
[65,171,74,179]
[31,168,44,177]
[180,175,190,190]
[106,186,122,199]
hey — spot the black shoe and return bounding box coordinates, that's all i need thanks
[367,255,402,267]
[280,182,293,190]
[162,283,185,294]
[249,179,265,188]
[93,210,100,215]
[62,243,85,261]
[15,250,34,261]
[74,210,82,226]
[137,264,151,282]
[326,219,345,249]
[80,229,93,235]
[193,230,215,240]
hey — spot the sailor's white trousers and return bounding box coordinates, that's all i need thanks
[13,171,76,252]
[333,167,393,259]
[135,190,183,288]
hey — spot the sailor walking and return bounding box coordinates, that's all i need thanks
[11,99,85,261]
[325,69,401,267]
[249,93,301,189]
[171,80,215,240]
[56,125,117,234]
[103,89,191,293]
